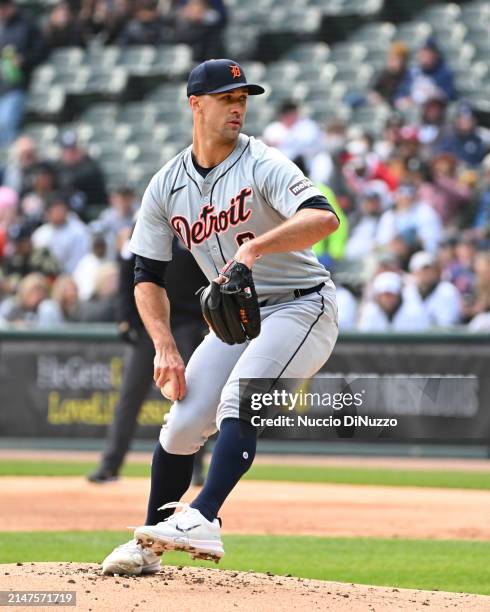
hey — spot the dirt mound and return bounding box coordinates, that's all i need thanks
[1,563,489,611]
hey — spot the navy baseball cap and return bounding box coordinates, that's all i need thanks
[187,59,265,97]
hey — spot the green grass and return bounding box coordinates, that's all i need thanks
[0,460,489,490]
[0,532,489,595]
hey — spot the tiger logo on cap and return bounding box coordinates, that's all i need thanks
[229,65,241,79]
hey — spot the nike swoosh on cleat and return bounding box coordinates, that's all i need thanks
[170,185,186,195]
[176,523,201,532]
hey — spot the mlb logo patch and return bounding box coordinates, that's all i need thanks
[289,178,313,196]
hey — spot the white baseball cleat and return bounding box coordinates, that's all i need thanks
[134,502,224,564]
[101,539,162,575]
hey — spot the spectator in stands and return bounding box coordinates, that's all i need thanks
[418,94,448,151]
[342,149,398,197]
[20,161,59,224]
[118,0,171,46]
[0,0,47,147]
[2,222,60,284]
[404,250,461,327]
[344,189,383,261]
[375,181,442,254]
[73,232,108,301]
[262,100,325,177]
[468,250,490,331]
[374,113,404,162]
[358,271,430,332]
[0,185,17,231]
[92,186,138,259]
[336,284,358,331]
[1,135,38,195]
[50,274,80,322]
[174,0,227,62]
[472,153,490,242]
[397,38,456,108]
[0,185,17,259]
[31,192,90,274]
[461,250,490,326]
[436,102,488,168]
[44,1,87,49]
[443,234,477,298]
[56,130,108,217]
[368,41,411,108]
[80,0,131,45]
[0,272,59,327]
[78,261,118,322]
[418,153,473,226]
[310,119,347,186]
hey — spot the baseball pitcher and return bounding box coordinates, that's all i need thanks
[102,58,339,575]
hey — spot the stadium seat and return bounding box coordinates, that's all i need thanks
[29,65,55,95]
[148,83,188,106]
[395,22,433,49]
[151,45,193,79]
[119,46,157,76]
[349,22,396,47]
[81,103,118,126]
[84,45,121,70]
[329,42,368,64]
[25,86,65,120]
[23,123,58,145]
[285,42,330,64]
[240,62,266,84]
[419,3,461,24]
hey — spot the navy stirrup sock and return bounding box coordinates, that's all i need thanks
[145,442,195,525]
[191,417,256,522]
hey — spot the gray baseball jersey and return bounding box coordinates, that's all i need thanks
[130,133,334,302]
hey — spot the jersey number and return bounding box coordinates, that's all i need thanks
[235,232,256,247]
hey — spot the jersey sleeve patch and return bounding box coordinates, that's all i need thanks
[289,178,314,197]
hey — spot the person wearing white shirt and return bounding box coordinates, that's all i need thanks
[358,271,431,332]
[262,100,326,176]
[403,251,461,327]
[375,182,442,253]
[336,285,358,331]
[31,193,91,274]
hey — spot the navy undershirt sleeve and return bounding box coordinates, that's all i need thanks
[134,255,169,288]
[296,195,340,223]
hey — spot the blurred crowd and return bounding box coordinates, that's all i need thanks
[1,3,490,332]
[262,38,490,332]
[0,0,228,145]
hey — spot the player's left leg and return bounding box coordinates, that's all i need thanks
[134,286,338,561]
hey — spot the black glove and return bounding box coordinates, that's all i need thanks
[200,260,261,345]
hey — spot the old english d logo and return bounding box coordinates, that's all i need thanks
[230,64,241,79]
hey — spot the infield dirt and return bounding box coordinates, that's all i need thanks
[1,563,490,612]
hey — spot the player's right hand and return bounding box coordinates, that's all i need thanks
[153,345,186,401]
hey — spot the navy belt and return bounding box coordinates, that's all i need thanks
[259,282,325,307]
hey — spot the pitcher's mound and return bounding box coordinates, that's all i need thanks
[1,563,489,611]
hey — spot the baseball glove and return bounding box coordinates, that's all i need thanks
[200,260,261,345]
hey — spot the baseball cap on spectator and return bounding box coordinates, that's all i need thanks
[456,101,475,119]
[60,129,78,148]
[420,37,440,53]
[409,251,436,273]
[373,272,402,295]
[187,59,265,97]
[8,222,34,243]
